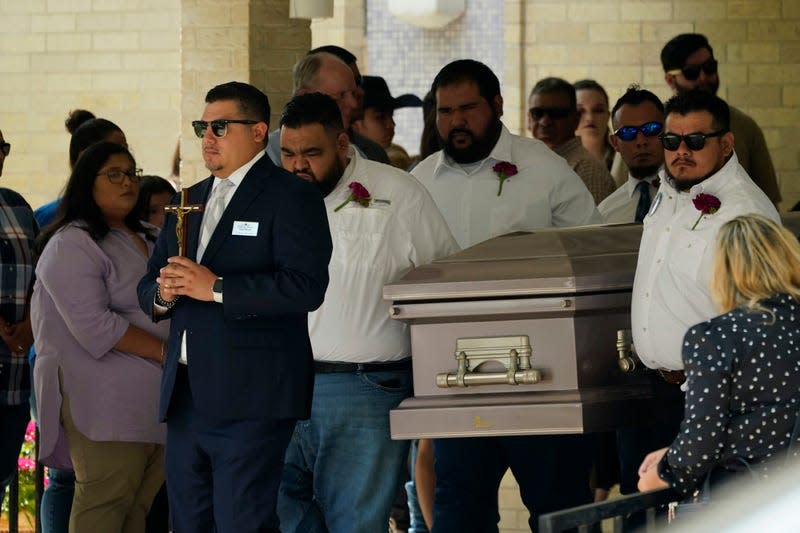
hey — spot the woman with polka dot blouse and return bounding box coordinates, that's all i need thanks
[638,214,800,497]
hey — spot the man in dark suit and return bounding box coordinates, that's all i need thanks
[137,81,332,533]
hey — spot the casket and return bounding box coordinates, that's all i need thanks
[385,214,800,440]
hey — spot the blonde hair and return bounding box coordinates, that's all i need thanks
[711,214,800,314]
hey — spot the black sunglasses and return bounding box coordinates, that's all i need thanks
[667,59,718,81]
[529,107,572,120]
[0,142,9,156]
[192,119,259,138]
[613,121,663,141]
[659,130,726,151]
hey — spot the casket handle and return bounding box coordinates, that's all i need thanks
[436,337,542,388]
[616,329,640,372]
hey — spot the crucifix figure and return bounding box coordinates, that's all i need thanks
[164,189,204,256]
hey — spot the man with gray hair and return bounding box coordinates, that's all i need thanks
[267,51,389,165]
[528,77,616,204]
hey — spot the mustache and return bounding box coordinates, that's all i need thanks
[448,128,474,140]
[670,155,695,166]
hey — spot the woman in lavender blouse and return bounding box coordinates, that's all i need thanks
[31,142,169,532]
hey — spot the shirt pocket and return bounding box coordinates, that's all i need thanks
[669,228,708,281]
[331,207,391,271]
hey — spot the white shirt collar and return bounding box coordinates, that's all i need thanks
[211,149,265,190]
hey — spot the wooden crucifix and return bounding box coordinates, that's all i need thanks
[164,189,204,256]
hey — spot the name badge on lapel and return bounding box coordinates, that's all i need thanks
[232,221,259,237]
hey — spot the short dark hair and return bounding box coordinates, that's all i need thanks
[611,85,665,121]
[573,79,609,106]
[664,89,730,131]
[529,77,576,111]
[205,81,270,124]
[431,59,501,103]
[661,33,714,72]
[308,45,356,65]
[135,175,175,223]
[38,142,154,254]
[69,118,123,168]
[280,92,344,135]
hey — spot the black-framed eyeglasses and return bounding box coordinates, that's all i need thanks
[529,107,572,120]
[613,121,663,141]
[97,167,143,184]
[659,130,726,151]
[191,119,259,138]
[666,59,718,81]
[0,142,9,157]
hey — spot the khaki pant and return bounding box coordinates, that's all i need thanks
[61,392,164,533]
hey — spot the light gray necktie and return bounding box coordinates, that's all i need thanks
[198,179,233,261]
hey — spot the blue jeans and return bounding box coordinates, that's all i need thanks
[432,435,594,533]
[278,369,412,533]
[40,468,75,533]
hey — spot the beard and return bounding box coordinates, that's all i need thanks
[665,165,716,191]
[675,78,719,96]
[629,164,661,180]
[440,115,503,164]
[294,157,346,197]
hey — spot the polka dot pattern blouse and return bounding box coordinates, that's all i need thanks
[658,294,800,497]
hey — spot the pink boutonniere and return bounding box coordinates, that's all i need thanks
[492,161,518,196]
[335,181,372,212]
[691,193,721,230]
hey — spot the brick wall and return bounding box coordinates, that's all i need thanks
[180,0,309,185]
[518,0,800,210]
[0,0,181,208]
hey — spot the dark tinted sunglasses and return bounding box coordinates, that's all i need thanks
[529,107,572,120]
[0,142,9,156]
[192,119,259,138]
[659,130,726,151]
[667,59,718,81]
[613,121,663,141]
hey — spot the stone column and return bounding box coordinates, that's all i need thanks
[180,0,310,184]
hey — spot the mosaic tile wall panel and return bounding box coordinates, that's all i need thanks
[366,0,503,160]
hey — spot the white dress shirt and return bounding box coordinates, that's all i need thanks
[411,125,602,248]
[631,153,780,370]
[311,149,459,363]
[598,171,661,224]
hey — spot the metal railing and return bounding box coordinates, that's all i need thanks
[3,426,44,533]
[538,488,678,533]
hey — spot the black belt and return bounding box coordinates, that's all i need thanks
[314,359,411,373]
[657,368,686,385]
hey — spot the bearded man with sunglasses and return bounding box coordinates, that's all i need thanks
[138,81,333,533]
[661,33,780,205]
[618,90,779,504]
[599,86,665,223]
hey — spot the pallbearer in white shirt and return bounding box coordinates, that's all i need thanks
[411,58,601,533]
[620,89,780,504]
[276,92,458,533]
[598,86,666,224]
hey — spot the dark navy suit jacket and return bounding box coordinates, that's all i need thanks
[137,154,332,423]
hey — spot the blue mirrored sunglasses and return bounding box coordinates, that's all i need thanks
[613,121,663,141]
